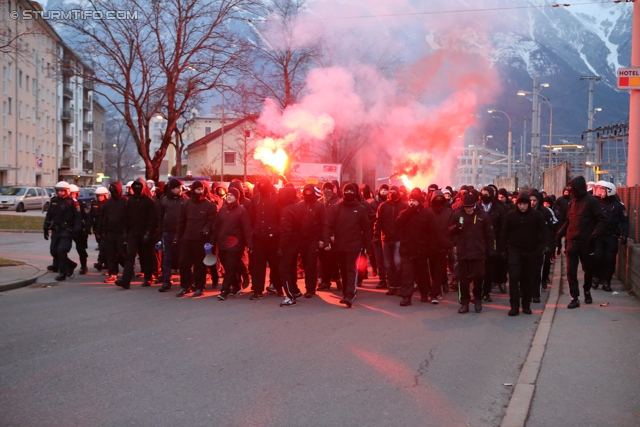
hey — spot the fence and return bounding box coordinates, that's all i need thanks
[617,186,640,244]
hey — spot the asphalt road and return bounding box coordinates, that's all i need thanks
[0,233,545,427]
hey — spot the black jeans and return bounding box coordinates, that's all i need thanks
[179,239,207,290]
[250,235,281,294]
[335,251,361,301]
[530,253,544,299]
[507,249,537,308]
[219,250,243,293]
[457,259,485,305]
[279,245,301,298]
[593,235,618,284]
[73,231,88,268]
[320,248,341,284]
[50,229,73,275]
[482,256,497,296]
[121,234,153,284]
[566,240,594,300]
[104,233,126,275]
[428,251,448,297]
[399,257,430,298]
[299,240,319,294]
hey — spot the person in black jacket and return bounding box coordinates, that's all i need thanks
[449,194,495,313]
[555,187,571,228]
[69,185,91,275]
[325,183,372,307]
[277,187,303,306]
[100,182,127,283]
[373,185,408,296]
[90,187,109,271]
[370,184,389,288]
[428,190,453,299]
[44,181,82,281]
[229,180,253,289]
[116,178,157,289]
[556,176,607,308]
[174,181,217,297]
[297,184,326,298]
[500,192,549,316]
[592,182,629,292]
[318,182,342,291]
[478,186,506,302]
[540,195,560,288]
[214,187,253,300]
[396,188,435,306]
[157,179,188,292]
[250,176,282,298]
[527,190,556,303]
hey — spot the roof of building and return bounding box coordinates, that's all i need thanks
[186,116,257,152]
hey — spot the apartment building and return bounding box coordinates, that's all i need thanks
[92,100,105,180]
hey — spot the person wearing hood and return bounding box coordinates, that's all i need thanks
[325,183,372,307]
[478,186,506,302]
[500,192,548,316]
[497,188,514,213]
[295,184,327,298]
[229,179,253,288]
[528,190,556,303]
[395,188,436,306]
[556,176,608,308]
[449,193,496,313]
[374,185,408,295]
[248,176,282,299]
[555,186,571,227]
[115,178,157,289]
[157,179,188,292]
[100,182,128,283]
[212,183,228,210]
[428,189,453,298]
[90,187,110,271]
[360,183,379,279]
[277,187,304,306]
[370,184,389,288]
[451,185,469,212]
[592,181,629,292]
[213,187,253,300]
[318,182,342,291]
[442,189,453,209]
[172,181,218,297]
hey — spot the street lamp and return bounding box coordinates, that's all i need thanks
[488,109,513,178]
[518,91,553,170]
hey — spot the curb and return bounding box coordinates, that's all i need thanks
[500,256,563,427]
[0,230,42,233]
[0,264,48,292]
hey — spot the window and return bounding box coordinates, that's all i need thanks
[2,66,6,94]
[18,101,21,118]
[205,126,211,135]
[18,70,22,87]
[18,133,22,151]
[223,151,236,165]
[7,97,11,115]
[2,136,6,163]
[25,75,29,92]
[2,102,6,128]
[32,78,36,94]
[37,188,43,196]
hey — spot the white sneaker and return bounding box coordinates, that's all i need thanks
[280,297,296,307]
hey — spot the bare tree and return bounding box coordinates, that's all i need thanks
[0,20,45,61]
[59,0,255,183]
[104,117,143,183]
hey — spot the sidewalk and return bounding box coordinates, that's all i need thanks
[0,264,46,292]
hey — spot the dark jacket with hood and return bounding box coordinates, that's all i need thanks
[299,184,326,243]
[213,196,253,252]
[228,180,254,220]
[374,191,408,243]
[250,177,280,239]
[529,190,556,249]
[176,192,217,242]
[326,195,372,253]
[158,191,188,235]
[500,192,547,254]
[124,178,157,237]
[449,205,495,260]
[99,182,127,236]
[428,190,453,252]
[278,187,302,251]
[477,186,506,249]
[395,201,434,258]
[556,176,607,243]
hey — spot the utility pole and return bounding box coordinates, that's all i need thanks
[531,78,540,185]
[581,75,602,181]
[628,1,640,187]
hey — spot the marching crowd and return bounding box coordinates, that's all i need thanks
[43,175,628,315]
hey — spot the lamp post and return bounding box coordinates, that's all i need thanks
[488,109,513,177]
[591,108,603,175]
[518,90,553,171]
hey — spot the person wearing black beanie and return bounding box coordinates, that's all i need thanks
[157,178,188,292]
[318,181,342,291]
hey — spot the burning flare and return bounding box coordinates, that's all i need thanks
[253,137,289,174]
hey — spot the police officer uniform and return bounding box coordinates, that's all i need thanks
[44,182,82,281]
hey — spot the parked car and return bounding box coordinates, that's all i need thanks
[0,186,50,212]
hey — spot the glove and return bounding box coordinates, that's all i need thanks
[44,229,49,240]
[277,248,284,257]
[621,236,628,245]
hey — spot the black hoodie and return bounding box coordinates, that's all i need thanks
[395,201,434,258]
[229,180,254,220]
[428,190,453,252]
[278,187,301,251]
[99,182,127,236]
[124,178,157,236]
[251,177,280,238]
[213,196,253,252]
[500,192,547,254]
[556,176,607,243]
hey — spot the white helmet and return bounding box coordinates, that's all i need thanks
[600,181,616,197]
[95,186,109,195]
[146,179,155,188]
[126,181,133,188]
[54,181,70,190]
[69,184,80,193]
[586,181,596,193]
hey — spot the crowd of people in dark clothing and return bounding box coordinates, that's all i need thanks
[43,174,629,314]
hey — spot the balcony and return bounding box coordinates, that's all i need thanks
[83,141,91,151]
[60,156,71,169]
[83,121,93,131]
[61,109,74,123]
[63,135,73,146]
[83,99,91,110]
[63,84,73,98]
[84,80,94,90]
[83,161,94,171]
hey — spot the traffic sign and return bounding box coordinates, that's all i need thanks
[36,157,43,168]
[618,68,640,90]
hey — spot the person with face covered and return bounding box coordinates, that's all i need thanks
[428,190,453,299]
[556,176,607,308]
[318,182,342,291]
[173,181,217,297]
[370,184,389,289]
[157,179,188,292]
[90,187,110,271]
[373,185,408,296]
[100,182,128,283]
[478,186,506,302]
[296,184,327,298]
[555,187,571,229]
[497,188,514,213]
[277,187,304,306]
[249,176,282,299]
[592,182,629,292]
[449,193,496,313]
[528,190,556,302]
[500,192,548,316]
[228,180,253,289]
[214,187,253,300]
[395,188,435,306]
[325,183,372,307]
[360,184,379,278]
[116,178,157,289]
